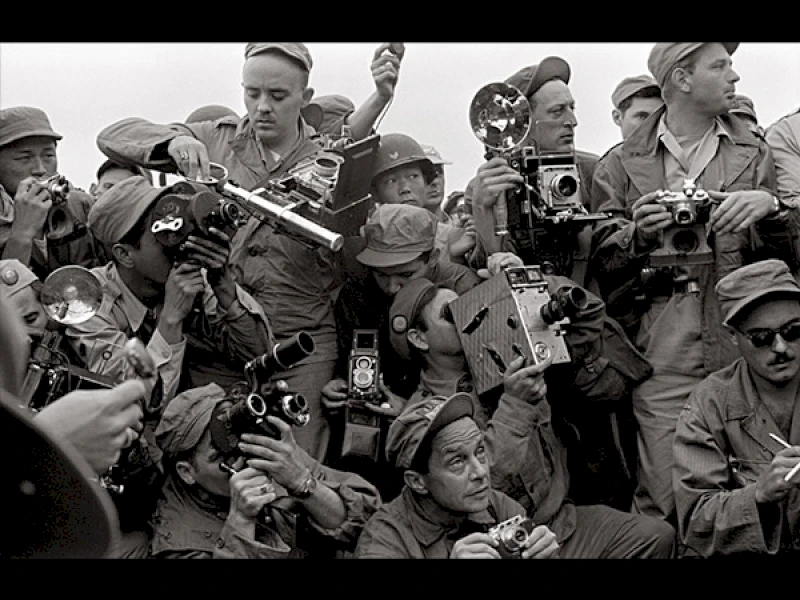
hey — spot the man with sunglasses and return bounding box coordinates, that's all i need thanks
[674,259,800,556]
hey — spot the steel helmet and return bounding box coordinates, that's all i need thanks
[371,133,434,184]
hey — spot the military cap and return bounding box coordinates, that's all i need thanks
[356,204,438,269]
[648,43,739,89]
[420,144,452,166]
[0,106,62,148]
[154,382,227,462]
[301,94,356,132]
[716,260,800,327]
[87,175,161,246]
[385,392,475,470]
[0,259,39,299]
[185,104,239,124]
[244,42,313,72]
[388,277,439,362]
[505,56,571,99]
[612,74,662,109]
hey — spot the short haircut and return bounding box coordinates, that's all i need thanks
[618,86,663,114]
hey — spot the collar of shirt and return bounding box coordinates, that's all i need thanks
[657,113,732,185]
[419,370,475,398]
[239,116,311,173]
[99,262,152,333]
[402,487,494,548]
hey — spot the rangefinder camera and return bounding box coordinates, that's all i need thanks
[488,515,536,559]
[649,179,714,267]
[447,265,587,395]
[348,329,381,405]
[150,180,246,257]
[37,174,90,245]
[40,173,71,202]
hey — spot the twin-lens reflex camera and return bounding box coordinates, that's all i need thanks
[447,265,587,395]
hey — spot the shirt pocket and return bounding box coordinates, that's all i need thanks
[727,456,770,488]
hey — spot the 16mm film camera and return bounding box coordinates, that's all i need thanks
[209,332,315,470]
[649,179,714,267]
[447,265,587,395]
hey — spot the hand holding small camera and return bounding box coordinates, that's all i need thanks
[631,190,673,247]
[450,532,501,559]
[708,189,775,235]
[11,176,53,237]
[228,465,278,521]
[321,378,349,413]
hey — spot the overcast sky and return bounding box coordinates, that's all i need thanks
[2,42,799,194]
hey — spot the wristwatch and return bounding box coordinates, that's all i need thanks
[289,470,318,499]
[774,195,799,212]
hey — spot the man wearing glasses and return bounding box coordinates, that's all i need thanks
[673,259,800,556]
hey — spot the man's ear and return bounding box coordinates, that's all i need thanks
[175,460,196,486]
[302,86,315,106]
[407,328,429,354]
[612,108,623,129]
[671,67,691,93]
[111,243,134,269]
[404,470,429,496]
[89,183,98,197]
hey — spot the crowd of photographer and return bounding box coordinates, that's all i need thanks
[3,40,800,559]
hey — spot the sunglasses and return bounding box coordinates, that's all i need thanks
[739,321,800,349]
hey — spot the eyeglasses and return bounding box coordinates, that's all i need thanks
[739,322,800,349]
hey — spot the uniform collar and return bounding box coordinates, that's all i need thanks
[402,487,494,548]
[98,262,151,333]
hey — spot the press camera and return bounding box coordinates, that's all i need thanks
[649,179,714,267]
[341,330,386,464]
[488,515,536,559]
[447,265,587,395]
[209,332,315,465]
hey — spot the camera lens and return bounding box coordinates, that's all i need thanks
[246,394,267,417]
[550,173,578,200]
[673,204,696,225]
[353,369,374,388]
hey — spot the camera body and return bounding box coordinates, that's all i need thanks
[37,174,89,245]
[488,515,536,559]
[268,134,380,237]
[347,330,381,405]
[649,180,714,267]
[447,265,586,395]
[209,333,315,459]
[509,148,583,217]
[150,180,246,258]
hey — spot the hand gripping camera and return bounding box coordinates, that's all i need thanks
[648,179,714,267]
[37,174,89,246]
[341,330,386,464]
[209,332,315,470]
[150,180,247,260]
[447,265,587,395]
[488,515,536,559]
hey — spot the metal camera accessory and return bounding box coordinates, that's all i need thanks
[469,82,532,237]
[447,265,585,395]
[19,265,112,412]
[488,515,536,559]
[36,174,88,245]
[469,82,609,269]
[649,178,714,268]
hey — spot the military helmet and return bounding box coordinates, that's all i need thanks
[371,133,434,184]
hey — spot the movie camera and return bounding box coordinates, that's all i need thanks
[447,265,587,395]
[488,515,537,559]
[209,332,315,472]
[648,179,714,267]
[36,174,89,246]
[170,133,380,252]
[18,265,159,496]
[468,82,609,271]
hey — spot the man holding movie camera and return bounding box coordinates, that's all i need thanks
[377,278,675,558]
[590,42,800,528]
[0,106,103,281]
[150,381,381,558]
[96,42,404,464]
